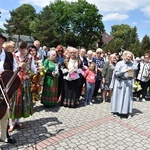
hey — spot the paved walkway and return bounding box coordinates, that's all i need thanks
[0,97,150,150]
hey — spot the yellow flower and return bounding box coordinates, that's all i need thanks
[133,81,142,92]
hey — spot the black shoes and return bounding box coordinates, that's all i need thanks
[6,137,16,144]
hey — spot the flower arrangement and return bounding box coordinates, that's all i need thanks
[133,81,142,92]
[39,66,46,76]
[36,60,46,76]
[29,60,46,77]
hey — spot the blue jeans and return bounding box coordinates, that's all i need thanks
[84,81,95,104]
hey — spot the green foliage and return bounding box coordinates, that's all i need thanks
[33,6,60,47]
[139,35,150,55]
[104,24,142,56]
[103,38,124,53]
[3,1,150,55]
[70,0,104,48]
[4,4,37,38]
[0,28,5,33]
[36,0,104,48]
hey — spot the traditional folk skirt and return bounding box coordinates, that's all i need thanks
[41,75,58,107]
[10,79,34,119]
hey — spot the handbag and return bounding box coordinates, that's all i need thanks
[95,72,102,81]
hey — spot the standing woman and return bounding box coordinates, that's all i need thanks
[5,41,16,53]
[111,51,137,118]
[9,41,37,131]
[136,53,150,102]
[41,50,59,107]
[101,54,117,102]
[28,45,42,104]
[55,45,65,104]
[92,48,105,100]
[62,47,82,108]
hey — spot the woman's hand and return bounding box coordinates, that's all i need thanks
[74,69,77,73]
[52,71,56,77]
[19,62,26,68]
[102,78,105,84]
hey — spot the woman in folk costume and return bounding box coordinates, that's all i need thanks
[41,50,59,107]
[110,51,137,118]
[8,41,37,132]
[28,45,42,104]
[62,46,82,108]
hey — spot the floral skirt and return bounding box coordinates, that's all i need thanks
[10,80,34,119]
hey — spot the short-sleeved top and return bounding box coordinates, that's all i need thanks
[85,69,96,83]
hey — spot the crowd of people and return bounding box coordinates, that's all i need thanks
[0,33,150,143]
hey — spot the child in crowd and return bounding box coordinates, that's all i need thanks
[84,62,97,106]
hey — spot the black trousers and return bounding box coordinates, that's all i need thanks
[93,80,101,97]
[137,80,149,98]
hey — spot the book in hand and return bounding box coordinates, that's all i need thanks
[127,69,134,78]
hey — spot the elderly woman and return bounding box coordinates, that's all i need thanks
[136,53,150,102]
[62,46,82,108]
[111,51,137,118]
[41,50,59,107]
[92,48,105,100]
[101,54,117,102]
[87,50,94,67]
[5,41,16,53]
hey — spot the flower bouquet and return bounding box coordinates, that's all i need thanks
[133,81,142,92]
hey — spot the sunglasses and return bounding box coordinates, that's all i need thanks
[58,50,63,52]
[96,52,101,54]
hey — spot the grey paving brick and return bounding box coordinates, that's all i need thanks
[0,98,150,150]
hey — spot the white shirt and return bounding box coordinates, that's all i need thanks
[0,49,18,72]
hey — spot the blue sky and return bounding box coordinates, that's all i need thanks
[0,0,150,41]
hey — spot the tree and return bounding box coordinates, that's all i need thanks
[0,28,5,33]
[104,38,124,53]
[36,0,104,48]
[33,6,60,47]
[3,0,104,48]
[4,4,37,40]
[104,24,140,55]
[140,35,150,55]
[69,0,104,48]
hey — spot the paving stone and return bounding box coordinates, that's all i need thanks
[78,144,87,149]
[0,99,150,150]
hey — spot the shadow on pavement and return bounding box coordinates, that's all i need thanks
[0,117,64,149]
[34,103,61,113]
[132,108,143,116]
